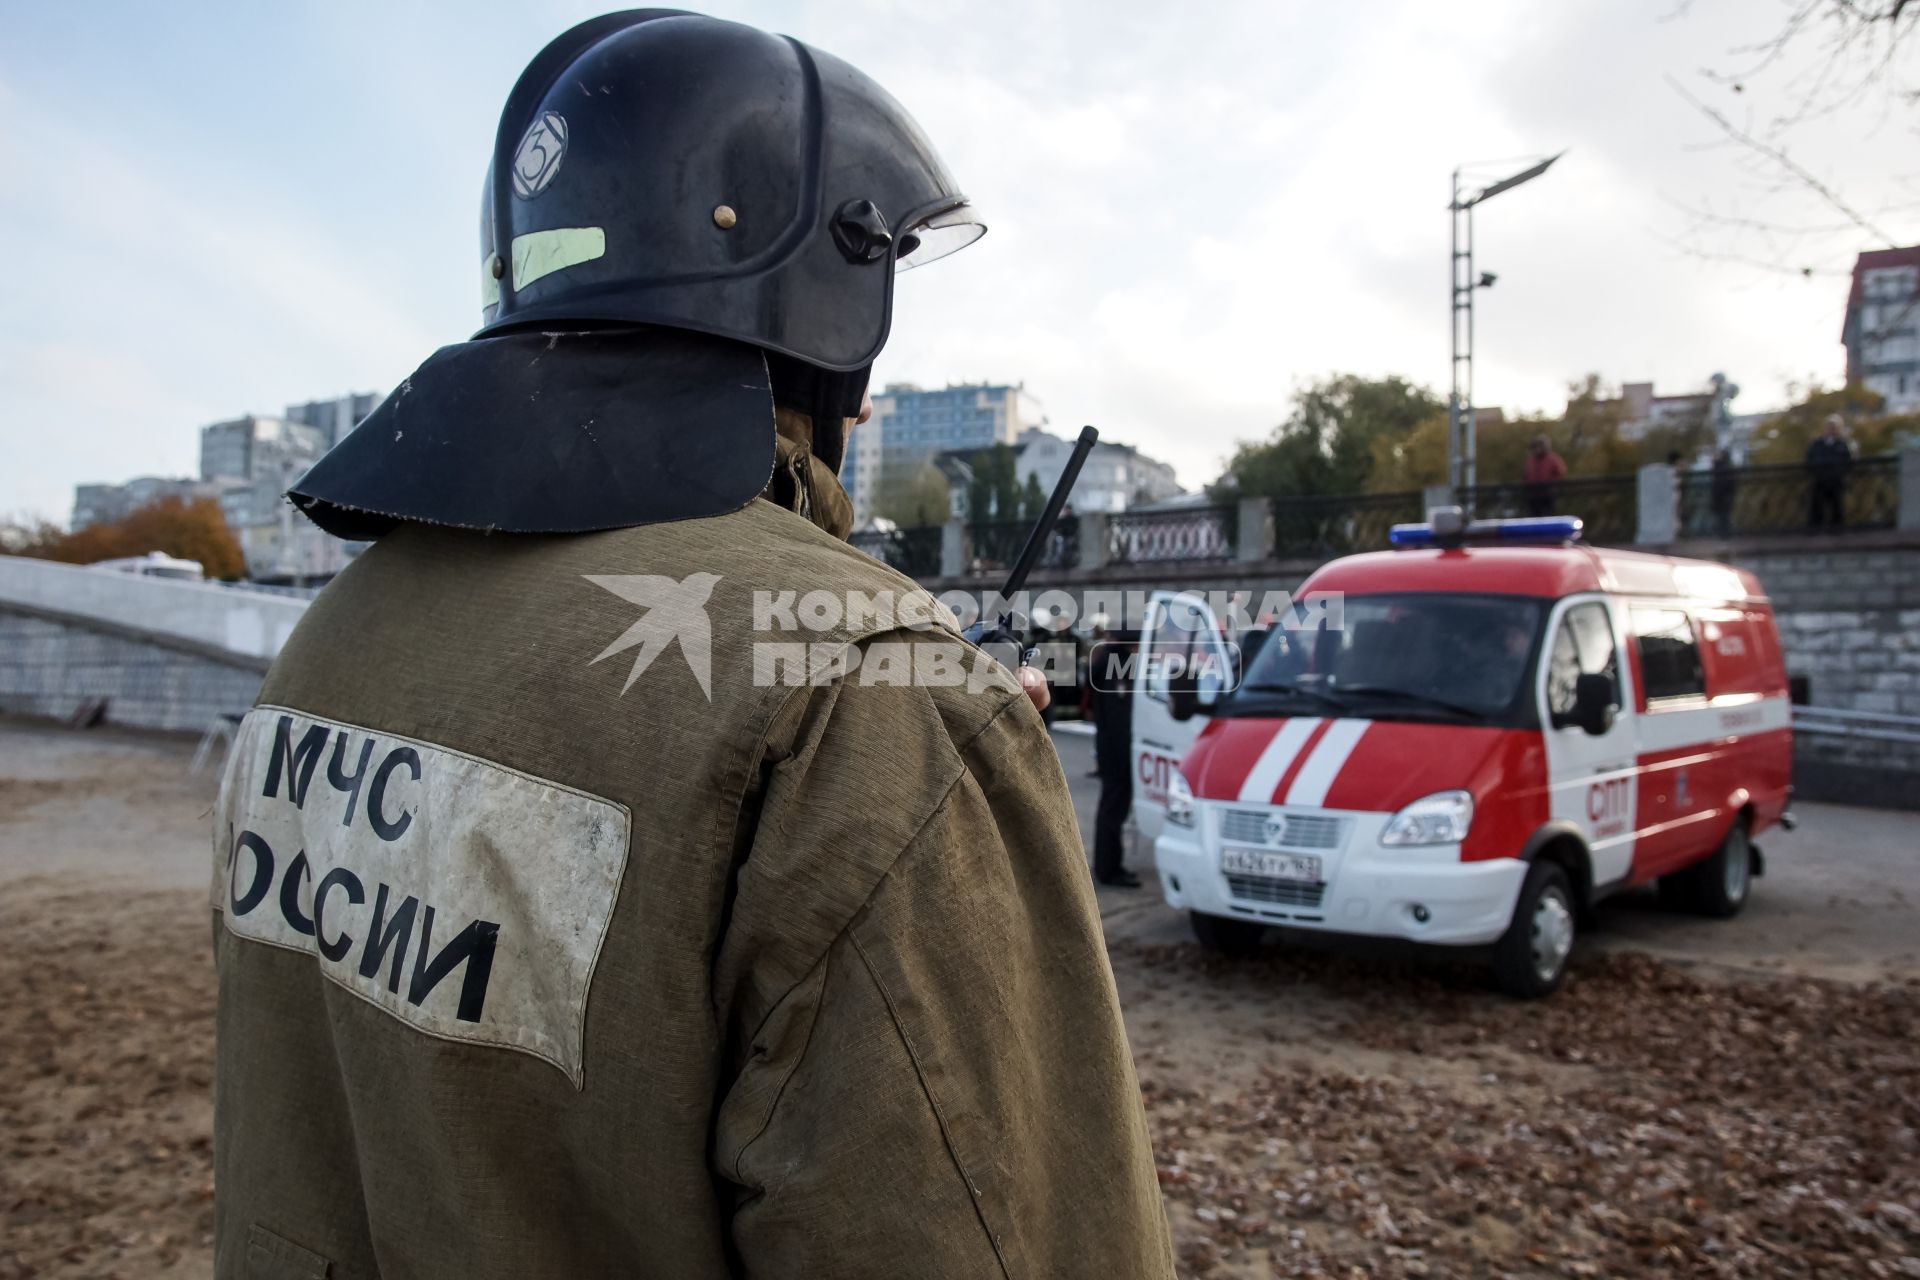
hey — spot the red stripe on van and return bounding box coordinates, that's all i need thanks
[1266,719,1335,802]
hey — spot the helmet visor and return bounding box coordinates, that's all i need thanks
[895,203,986,272]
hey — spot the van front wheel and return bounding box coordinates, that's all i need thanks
[1492,862,1576,998]
[1190,910,1266,958]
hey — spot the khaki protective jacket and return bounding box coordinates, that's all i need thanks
[211,444,1175,1279]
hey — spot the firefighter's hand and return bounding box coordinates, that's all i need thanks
[1018,665,1051,713]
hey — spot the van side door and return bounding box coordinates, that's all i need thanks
[1625,603,1722,880]
[1131,591,1231,843]
[1539,595,1640,893]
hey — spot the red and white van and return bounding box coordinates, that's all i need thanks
[1133,513,1794,996]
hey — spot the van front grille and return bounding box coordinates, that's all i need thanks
[1219,809,1345,850]
[1225,875,1327,908]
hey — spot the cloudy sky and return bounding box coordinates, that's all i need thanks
[1,0,1913,522]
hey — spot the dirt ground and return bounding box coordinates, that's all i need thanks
[3,717,1918,1279]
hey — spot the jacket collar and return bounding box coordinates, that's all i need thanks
[763,411,854,540]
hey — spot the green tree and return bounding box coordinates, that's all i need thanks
[1365,412,1450,492]
[1218,374,1445,499]
[1018,472,1046,521]
[966,443,1021,523]
[874,462,953,527]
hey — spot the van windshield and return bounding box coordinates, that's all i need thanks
[1239,593,1544,724]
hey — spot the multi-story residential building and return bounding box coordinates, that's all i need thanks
[198,413,347,581]
[71,476,226,531]
[199,415,329,485]
[285,391,383,448]
[1009,427,1182,514]
[849,381,1045,524]
[934,426,1184,523]
[1609,381,1711,440]
[1843,246,1920,414]
[1593,373,1743,455]
[70,394,381,581]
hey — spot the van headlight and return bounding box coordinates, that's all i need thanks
[1380,790,1473,845]
[1166,772,1196,828]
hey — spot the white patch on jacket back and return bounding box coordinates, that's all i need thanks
[212,707,630,1087]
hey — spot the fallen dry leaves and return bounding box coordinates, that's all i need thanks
[1124,940,1920,1279]
[3,886,1917,1279]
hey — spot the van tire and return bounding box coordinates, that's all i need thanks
[1190,910,1265,958]
[1492,862,1576,998]
[1674,820,1753,919]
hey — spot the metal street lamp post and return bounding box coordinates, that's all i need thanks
[1449,151,1564,508]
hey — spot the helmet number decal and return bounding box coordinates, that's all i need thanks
[511,111,569,199]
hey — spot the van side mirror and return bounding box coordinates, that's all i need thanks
[1168,667,1203,722]
[1167,658,1225,722]
[1564,673,1617,736]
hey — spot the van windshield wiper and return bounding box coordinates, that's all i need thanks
[1241,681,1351,713]
[1331,684,1491,720]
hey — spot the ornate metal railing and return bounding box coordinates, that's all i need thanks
[1463,474,1639,545]
[1676,456,1900,537]
[1106,505,1235,564]
[965,515,1078,576]
[1271,489,1425,555]
[848,525,943,579]
[875,457,1906,579]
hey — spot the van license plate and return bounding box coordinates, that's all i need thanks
[1220,847,1322,883]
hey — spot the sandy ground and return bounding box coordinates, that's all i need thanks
[2,716,1917,1278]
[1,719,218,1280]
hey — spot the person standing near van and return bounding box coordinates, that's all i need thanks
[209,13,1174,1278]
[1710,447,1738,538]
[1805,414,1853,529]
[1523,434,1567,517]
[1090,627,1142,888]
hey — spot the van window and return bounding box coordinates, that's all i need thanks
[1144,596,1210,702]
[1546,602,1619,720]
[1631,606,1706,702]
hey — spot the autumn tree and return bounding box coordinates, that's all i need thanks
[1747,382,1917,462]
[1363,376,1641,492]
[8,496,246,579]
[0,514,65,555]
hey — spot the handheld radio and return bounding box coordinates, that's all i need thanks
[960,425,1099,673]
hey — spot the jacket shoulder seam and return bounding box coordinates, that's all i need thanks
[848,924,1018,1280]
[726,949,833,1184]
[722,691,1023,1067]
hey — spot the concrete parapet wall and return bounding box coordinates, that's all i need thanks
[0,556,309,660]
[0,605,268,733]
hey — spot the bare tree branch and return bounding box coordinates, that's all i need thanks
[1653,230,1851,278]
[1665,73,1899,247]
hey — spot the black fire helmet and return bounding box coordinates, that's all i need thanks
[290,10,982,540]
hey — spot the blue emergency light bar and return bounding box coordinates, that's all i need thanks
[1389,508,1584,549]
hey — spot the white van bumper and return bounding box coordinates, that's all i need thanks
[1154,808,1528,947]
